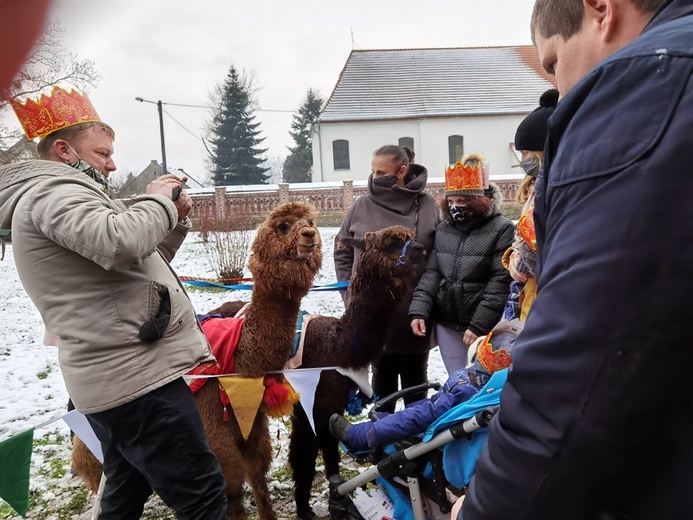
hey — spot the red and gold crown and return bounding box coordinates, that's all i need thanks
[516,208,537,252]
[445,152,486,196]
[476,331,512,375]
[10,86,101,140]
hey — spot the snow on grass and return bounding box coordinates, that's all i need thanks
[0,227,447,519]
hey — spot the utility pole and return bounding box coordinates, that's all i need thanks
[136,97,168,175]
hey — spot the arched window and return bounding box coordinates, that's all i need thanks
[398,137,414,151]
[333,140,350,170]
[448,135,464,164]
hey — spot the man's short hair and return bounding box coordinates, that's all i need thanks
[531,0,669,41]
[37,122,115,159]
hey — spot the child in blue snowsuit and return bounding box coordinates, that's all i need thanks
[329,322,518,451]
[348,368,477,450]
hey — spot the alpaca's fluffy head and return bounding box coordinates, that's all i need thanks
[341,225,425,296]
[249,202,322,294]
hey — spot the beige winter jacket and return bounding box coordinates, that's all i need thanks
[0,160,214,413]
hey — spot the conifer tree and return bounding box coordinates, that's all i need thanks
[282,89,323,183]
[209,65,269,185]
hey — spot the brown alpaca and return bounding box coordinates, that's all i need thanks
[72,202,322,520]
[287,225,426,519]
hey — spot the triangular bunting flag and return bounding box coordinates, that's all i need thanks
[283,369,323,434]
[218,376,265,439]
[336,367,373,398]
[62,410,103,463]
[0,428,34,518]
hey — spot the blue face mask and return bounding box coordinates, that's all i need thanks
[65,142,110,193]
[449,204,467,222]
[519,157,540,177]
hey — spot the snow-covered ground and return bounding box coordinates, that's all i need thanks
[0,227,447,519]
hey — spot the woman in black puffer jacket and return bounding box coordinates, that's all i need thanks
[409,152,514,375]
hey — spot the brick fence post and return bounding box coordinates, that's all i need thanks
[214,187,226,228]
[278,183,290,204]
[342,180,354,211]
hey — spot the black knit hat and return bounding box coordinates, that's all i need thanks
[514,88,559,152]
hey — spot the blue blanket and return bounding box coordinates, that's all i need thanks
[422,369,507,488]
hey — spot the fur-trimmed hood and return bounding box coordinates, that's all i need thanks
[438,182,504,222]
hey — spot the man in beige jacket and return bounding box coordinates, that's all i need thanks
[0,88,227,518]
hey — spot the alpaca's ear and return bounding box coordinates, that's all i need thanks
[338,236,366,251]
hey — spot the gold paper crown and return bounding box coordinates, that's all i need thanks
[10,86,101,140]
[476,332,512,375]
[445,158,485,196]
[516,208,537,253]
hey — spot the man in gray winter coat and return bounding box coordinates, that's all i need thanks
[0,88,227,518]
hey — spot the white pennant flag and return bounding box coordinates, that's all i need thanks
[62,410,104,463]
[283,368,323,434]
[336,367,373,398]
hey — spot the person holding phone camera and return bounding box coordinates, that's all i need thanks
[0,88,227,518]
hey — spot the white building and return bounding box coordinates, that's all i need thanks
[311,46,556,182]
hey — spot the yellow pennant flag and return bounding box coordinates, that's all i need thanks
[218,376,265,439]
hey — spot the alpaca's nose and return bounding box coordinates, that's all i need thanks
[301,228,316,239]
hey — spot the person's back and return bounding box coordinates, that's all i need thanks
[463,1,693,519]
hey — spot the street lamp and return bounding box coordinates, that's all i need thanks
[135,97,168,175]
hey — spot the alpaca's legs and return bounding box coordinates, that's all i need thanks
[201,424,246,519]
[195,385,246,519]
[242,413,277,520]
[290,406,321,518]
[72,435,104,494]
[318,422,342,478]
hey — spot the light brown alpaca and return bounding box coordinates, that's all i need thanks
[72,202,322,520]
[198,201,322,519]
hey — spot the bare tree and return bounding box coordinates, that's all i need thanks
[1,21,100,149]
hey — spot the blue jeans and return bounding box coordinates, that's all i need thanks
[86,378,227,519]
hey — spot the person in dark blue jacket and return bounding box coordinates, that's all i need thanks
[462,1,693,519]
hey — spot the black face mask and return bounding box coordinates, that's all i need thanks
[65,142,110,193]
[449,204,468,222]
[372,175,398,188]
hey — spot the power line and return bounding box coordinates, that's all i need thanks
[159,100,294,113]
[162,108,203,142]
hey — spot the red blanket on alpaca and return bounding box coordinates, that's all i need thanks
[187,316,294,419]
[188,316,244,398]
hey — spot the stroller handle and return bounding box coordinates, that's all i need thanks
[368,382,442,422]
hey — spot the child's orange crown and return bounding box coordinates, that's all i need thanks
[10,86,101,140]
[445,152,486,196]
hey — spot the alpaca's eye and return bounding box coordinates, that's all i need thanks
[278,223,290,234]
[386,238,403,253]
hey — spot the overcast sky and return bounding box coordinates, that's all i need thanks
[41,0,538,184]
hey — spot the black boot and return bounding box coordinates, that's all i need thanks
[329,413,352,443]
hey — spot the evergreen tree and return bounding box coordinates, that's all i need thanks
[282,89,323,183]
[209,65,269,185]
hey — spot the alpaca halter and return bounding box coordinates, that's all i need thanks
[283,224,308,260]
[395,240,411,268]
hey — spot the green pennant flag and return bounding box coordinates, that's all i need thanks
[0,428,34,518]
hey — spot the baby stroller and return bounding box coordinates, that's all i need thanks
[328,368,507,520]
